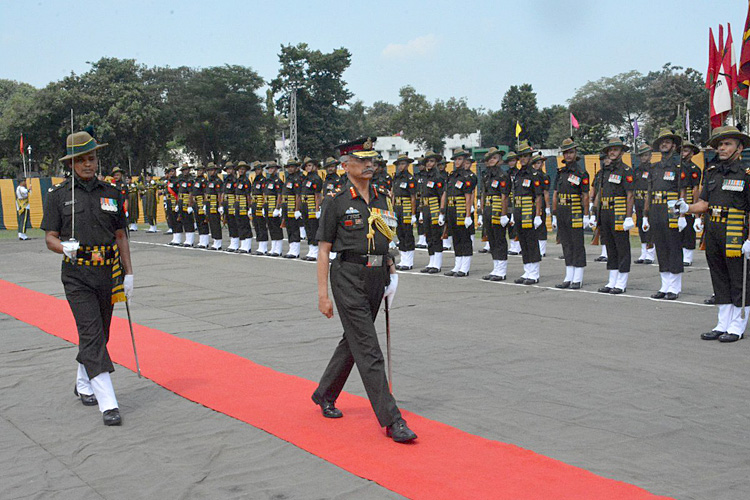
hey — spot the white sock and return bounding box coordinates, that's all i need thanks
[418,235,426,246]
[510,240,521,253]
[461,256,472,273]
[175,232,184,245]
[240,239,249,252]
[522,263,531,279]
[213,238,223,249]
[727,306,750,336]
[573,267,584,284]
[530,262,540,280]
[646,245,656,260]
[228,237,239,250]
[668,273,682,295]
[483,241,490,251]
[300,227,307,239]
[405,251,414,267]
[683,248,694,264]
[76,363,93,395]
[90,372,118,413]
[606,270,618,288]
[185,232,195,245]
[444,236,452,250]
[149,225,158,232]
[434,252,443,270]
[290,242,300,256]
[539,240,547,256]
[659,272,670,293]
[273,240,283,254]
[564,266,574,283]
[399,251,406,266]
[258,241,268,253]
[451,256,461,273]
[615,272,628,290]
[639,243,648,261]
[601,246,608,258]
[311,245,319,258]
[426,254,435,269]
[496,260,507,277]
[715,304,732,331]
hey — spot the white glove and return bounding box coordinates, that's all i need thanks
[411,214,418,225]
[294,210,302,219]
[589,203,594,213]
[583,215,590,228]
[262,208,267,217]
[173,205,180,213]
[61,240,79,260]
[315,210,321,218]
[123,274,133,300]
[187,206,194,214]
[510,214,515,226]
[300,227,307,239]
[669,199,689,216]
[464,216,473,227]
[389,240,397,249]
[533,216,543,229]
[589,215,597,229]
[218,206,225,215]
[163,202,167,210]
[545,207,551,216]
[477,215,483,227]
[642,216,650,232]
[383,274,399,307]
[438,213,445,226]
[693,218,703,232]
[551,215,557,230]
[743,240,750,259]
[419,212,424,223]
[677,216,687,232]
[622,217,635,231]
[272,208,282,217]
[500,215,509,227]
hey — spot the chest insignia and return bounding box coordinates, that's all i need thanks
[722,179,745,191]
[455,180,464,189]
[567,174,581,185]
[522,179,531,187]
[427,181,435,188]
[608,174,622,184]
[399,182,407,189]
[100,197,118,212]
[663,171,675,181]
[491,180,499,188]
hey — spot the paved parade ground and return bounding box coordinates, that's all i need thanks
[2,231,749,500]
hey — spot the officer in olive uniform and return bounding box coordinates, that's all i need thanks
[111,167,129,220]
[415,156,428,248]
[392,154,418,270]
[41,130,134,426]
[419,151,446,273]
[235,161,253,253]
[505,152,522,255]
[531,153,551,257]
[681,141,703,266]
[313,137,416,443]
[301,157,324,260]
[642,129,687,299]
[480,147,511,280]
[205,162,223,250]
[633,145,656,264]
[591,138,636,294]
[221,162,240,252]
[371,157,393,195]
[127,176,141,232]
[512,141,544,284]
[250,161,269,255]
[323,157,343,194]
[177,166,196,247]
[264,161,285,256]
[443,147,476,277]
[141,172,159,233]
[164,165,180,239]
[282,159,303,258]
[681,126,750,342]
[552,138,590,289]
[190,165,210,248]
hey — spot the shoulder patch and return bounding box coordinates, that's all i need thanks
[49,179,69,192]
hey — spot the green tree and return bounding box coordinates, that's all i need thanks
[0,79,38,176]
[541,104,570,149]
[271,43,353,159]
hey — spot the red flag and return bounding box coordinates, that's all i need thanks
[712,32,733,128]
[727,23,738,92]
[738,4,750,98]
[19,134,24,155]
[719,24,724,58]
[707,27,718,89]
[570,113,579,129]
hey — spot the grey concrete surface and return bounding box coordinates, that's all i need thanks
[1,231,748,500]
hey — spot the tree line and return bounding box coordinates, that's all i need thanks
[0,43,713,178]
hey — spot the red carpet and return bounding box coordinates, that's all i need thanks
[0,279,672,500]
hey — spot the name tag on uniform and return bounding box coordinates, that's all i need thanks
[642,172,649,179]
[567,174,581,185]
[399,182,407,189]
[722,179,745,191]
[427,181,435,188]
[522,179,531,187]
[608,174,622,184]
[491,180,499,188]
[100,197,118,212]
[663,171,675,181]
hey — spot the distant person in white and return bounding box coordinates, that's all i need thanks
[16,178,31,240]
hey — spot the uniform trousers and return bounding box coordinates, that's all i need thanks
[180,210,195,232]
[61,263,115,379]
[557,206,586,267]
[285,217,301,243]
[207,212,223,240]
[513,208,541,264]
[706,220,750,306]
[253,215,269,242]
[682,214,697,250]
[195,212,209,235]
[452,217,473,257]
[267,216,284,241]
[304,216,320,246]
[313,259,401,428]
[226,213,239,238]
[396,216,415,252]
[422,208,443,255]
[166,201,180,232]
[600,208,631,273]
[650,206,684,274]
[484,207,508,261]
[237,213,253,240]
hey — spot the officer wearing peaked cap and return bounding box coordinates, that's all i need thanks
[312,137,416,443]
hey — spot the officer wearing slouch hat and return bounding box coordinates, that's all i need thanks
[205,162,224,250]
[282,158,303,258]
[301,157,324,261]
[177,164,196,247]
[680,140,703,266]
[190,164,210,248]
[264,161,285,256]
[419,150,446,273]
[505,151,522,255]
[392,153,418,270]
[250,161,269,255]
[443,147,476,277]
[164,165,180,239]
[512,141,544,284]
[222,161,240,252]
[633,145,656,264]
[41,130,133,426]
[234,161,253,253]
[480,147,511,280]
[312,136,416,443]
[679,126,750,342]
[322,157,343,194]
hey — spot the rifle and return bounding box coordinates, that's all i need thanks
[591,161,602,245]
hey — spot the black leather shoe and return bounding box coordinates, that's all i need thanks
[444,270,456,277]
[415,244,427,249]
[182,243,193,248]
[225,248,237,253]
[456,271,468,277]
[386,418,417,443]
[683,262,692,267]
[427,268,440,274]
[704,295,716,305]
[311,394,343,418]
[253,251,267,256]
[701,330,725,340]
[610,288,625,294]
[514,277,526,284]
[523,279,539,285]
[420,267,434,273]
[482,274,492,280]
[74,386,97,407]
[399,266,412,270]
[651,291,666,299]
[642,259,653,264]
[598,286,612,293]
[395,265,404,270]
[267,252,280,257]
[555,281,571,289]
[634,258,645,264]
[557,255,565,260]
[196,245,208,249]
[103,408,122,426]
[490,275,506,281]
[719,333,742,342]
[478,248,489,253]
[594,256,608,262]
[508,251,520,256]
[570,282,581,289]
[664,292,679,300]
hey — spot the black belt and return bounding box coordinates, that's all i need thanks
[339,252,387,267]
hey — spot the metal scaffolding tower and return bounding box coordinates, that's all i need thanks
[288,87,298,159]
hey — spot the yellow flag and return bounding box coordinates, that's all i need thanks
[515,121,522,138]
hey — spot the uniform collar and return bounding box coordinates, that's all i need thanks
[348,182,377,200]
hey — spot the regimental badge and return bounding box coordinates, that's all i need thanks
[722,179,745,191]
[100,197,118,212]
[255,184,261,189]
[522,179,531,187]
[91,250,103,263]
[608,174,622,184]
[692,172,699,179]
[568,174,581,185]
[182,183,187,188]
[491,180,499,188]
[305,181,312,188]
[455,180,464,189]
[427,181,435,188]
[642,172,649,179]
[399,182,407,189]
[663,171,675,181]
[363,137,373,150]
[286,182,293,189]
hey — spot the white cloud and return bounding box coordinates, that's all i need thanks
[382,34,438,60]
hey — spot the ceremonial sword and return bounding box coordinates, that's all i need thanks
[125,300,142,378]
[385,297,392,394]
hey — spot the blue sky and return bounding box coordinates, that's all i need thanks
[1,0,747,110]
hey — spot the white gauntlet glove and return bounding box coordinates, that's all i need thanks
[500,215,509,227]
[294,210,302,219]
[383,274,399,307]
[641,216,650,232]
[477,215,483,228]
[583,215,590,228]
[533,216,543,229]
[622,217,635,231]
[123,275,134,300]
[315,210,321,218]
[693,218,703,232]
[218,206,224,215]
[743,240,750,259]
[551,215,557,230]
[61,240,79,260]
[438,213,445,226]
[589,215,597,229]
[464,216,473,227]
[272,208,282,218]
[187,206,194,214]
[677,216,687,232]
[545,207,551,216]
